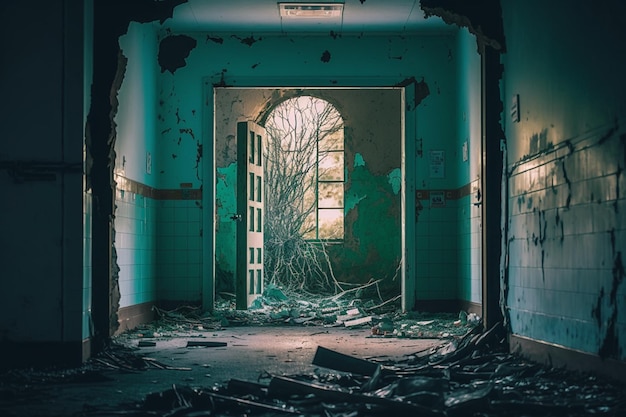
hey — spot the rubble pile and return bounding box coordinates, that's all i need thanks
[117,286,475,346]
[95,323,626,416]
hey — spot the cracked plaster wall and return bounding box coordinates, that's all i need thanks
[501,0,626,360]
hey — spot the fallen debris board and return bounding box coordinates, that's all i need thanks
[344,316,372,327]
[138,341,156,347]
[444,382,494,412]
[186,341,227,348]
[204,391,299,414]
[312,346,379,376]
[268,376,444,417]
[227,378,269,397]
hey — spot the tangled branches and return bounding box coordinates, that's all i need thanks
[263,96,343,295]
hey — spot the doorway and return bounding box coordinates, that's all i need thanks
[212,87,406,310]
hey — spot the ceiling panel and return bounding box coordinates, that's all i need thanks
[161,0,452,33]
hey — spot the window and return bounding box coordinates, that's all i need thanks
[265,96,344,240]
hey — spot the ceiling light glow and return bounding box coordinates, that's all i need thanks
[278,2,344,19]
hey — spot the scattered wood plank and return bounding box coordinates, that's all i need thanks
[312,346,379,376]
[203,391,300,414]
[186,341,227,348]
[343,316,372,327]
[268,376,444,417]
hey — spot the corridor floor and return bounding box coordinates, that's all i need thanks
[1,322,625,416]
[0,326,442,416]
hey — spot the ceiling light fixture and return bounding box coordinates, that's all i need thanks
[278,2,344,19]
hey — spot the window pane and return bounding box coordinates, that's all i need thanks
[249,206,254,231]
[318,151,343,181]
[318,182,343,208]
[249,270,255,294]
[257,248,262,264]
[249,173,255,201]
[249,131,255,164]
[249,247,255,264]
[256,208,262,232]
[318,209,343,239]
[256,269,262,294]
[319,129,343,151]
[257,135,262,166]
[256,175,262,202]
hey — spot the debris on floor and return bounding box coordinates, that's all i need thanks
[77,322,626,416]
[2,319,625,417]
[116,286,479,350]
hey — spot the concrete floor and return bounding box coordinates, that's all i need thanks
[1,326,443,416]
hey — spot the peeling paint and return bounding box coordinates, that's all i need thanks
[354,153,365,167]
[420,0,505,51]
[206,35,224,44]
[529,128,549,155]
[387,168,401,194]
[320,50,331,63]
[396,76,430,111]
[195,143,203,180]
[561,160,572,209]
[179,128,195,140]
[599,240,623,359]
[158,34,197,74]
[231,34,260,47]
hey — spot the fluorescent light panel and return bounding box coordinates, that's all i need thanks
[278,2,344,18]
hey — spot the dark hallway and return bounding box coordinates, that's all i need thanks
[1,0,625,415]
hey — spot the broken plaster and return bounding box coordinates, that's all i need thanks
[158,34,197,74]
[420,0,506,52]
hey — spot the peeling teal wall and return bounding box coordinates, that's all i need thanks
[501,0,626,360]
[115,22,485,310]
[155,28,474,307]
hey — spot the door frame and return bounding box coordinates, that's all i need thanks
[203,80,414,312]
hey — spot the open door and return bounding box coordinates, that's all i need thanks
[236,121,265,309]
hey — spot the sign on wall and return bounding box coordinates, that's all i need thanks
[430,191,445,207]
[429,150,445,178]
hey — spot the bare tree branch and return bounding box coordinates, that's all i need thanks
[263,96,343,294]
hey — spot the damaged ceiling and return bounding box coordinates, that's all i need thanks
[160,0,454,33]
